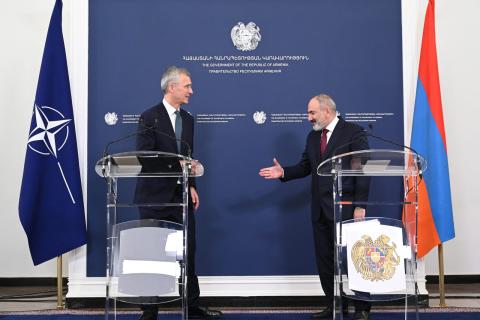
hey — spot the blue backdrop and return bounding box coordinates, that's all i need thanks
[88,0,403,277]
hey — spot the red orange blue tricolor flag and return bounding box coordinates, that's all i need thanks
[411,0,455,258]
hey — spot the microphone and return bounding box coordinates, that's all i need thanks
[365,124,424,186]
[151,118,192,159]
[103,118,149,158]
[332,124,423,181]
[101,118,152,176]
[332,124,419,157]
[365,125,423,179]
[363,123,420,157]
[331,128,369,157]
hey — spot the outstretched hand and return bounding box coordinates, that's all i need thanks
[259,158,284,179]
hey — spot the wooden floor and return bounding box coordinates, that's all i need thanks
[0,283,479,312]
[427,283,480,308]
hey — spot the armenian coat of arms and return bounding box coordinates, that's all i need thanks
[351,234,401,281]
[231,22,261,51]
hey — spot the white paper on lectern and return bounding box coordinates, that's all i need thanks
[122,260,180,277]
[362,160,391,172]
[345,223,406,293]
[165,230,183,260]
[398,245,412,260]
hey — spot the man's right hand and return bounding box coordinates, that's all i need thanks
[259,158,284,179]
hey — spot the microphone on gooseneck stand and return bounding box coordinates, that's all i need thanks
[364,123,420,158]
[103,118,149,158]
[101,117,152,177]
[150,118,192,159]
[331,129,369,158]
[361,123,423,181]
[332,123,420,158]
[365,124,423,179]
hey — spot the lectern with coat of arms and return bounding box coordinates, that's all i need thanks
[318,149,426,320]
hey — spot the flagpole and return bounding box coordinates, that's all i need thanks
[57,255,64,309]
[438,244,447,307]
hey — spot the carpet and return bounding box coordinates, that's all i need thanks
[1,310,480,320]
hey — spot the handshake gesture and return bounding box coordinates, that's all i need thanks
[258,158,284,179]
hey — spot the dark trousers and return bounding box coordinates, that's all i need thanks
[312,215,371,312]
[139,188,199,311]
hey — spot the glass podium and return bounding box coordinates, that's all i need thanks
[317,149,426,320]
[95,151,204,320]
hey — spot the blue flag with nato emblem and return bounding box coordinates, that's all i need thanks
[19,0,87,265]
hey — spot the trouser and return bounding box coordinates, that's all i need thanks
[312,214,371,312]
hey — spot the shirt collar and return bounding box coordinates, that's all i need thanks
[325,115,339,133]
[163,98,179,116]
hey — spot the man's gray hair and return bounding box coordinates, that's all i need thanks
[160,66,191,93]
[314,94,337,112]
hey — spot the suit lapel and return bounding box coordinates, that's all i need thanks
[156,103,178,152]
[311,130,321,164]
[156,103,175,135]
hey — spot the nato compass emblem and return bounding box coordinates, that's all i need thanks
[253,111,267,124]
[104,112,118,125]
[27,105,76,204]
[351,235,401,281]
[231,22,261,51]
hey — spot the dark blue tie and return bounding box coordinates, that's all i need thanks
[174,110,182,153]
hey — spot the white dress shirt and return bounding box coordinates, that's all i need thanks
[324,116,339,143]
[163,98,180,133]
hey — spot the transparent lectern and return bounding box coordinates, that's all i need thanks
[95,151,204,320]
[317,149,426,320]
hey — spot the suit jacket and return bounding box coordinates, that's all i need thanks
[134,102,195,205]
[282,117,369,221]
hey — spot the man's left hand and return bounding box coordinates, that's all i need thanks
[353,207,366,220]
[190,186,200,211]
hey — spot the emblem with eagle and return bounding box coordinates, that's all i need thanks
[351,234,401,281]
[231,22,261,51]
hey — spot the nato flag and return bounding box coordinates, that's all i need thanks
[19,0,87,265]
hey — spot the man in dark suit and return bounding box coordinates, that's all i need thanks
[135,66,222,319]
[259,94,371,320]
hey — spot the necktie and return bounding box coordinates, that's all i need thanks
[174,110,182,153]
[320,128,328,155]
